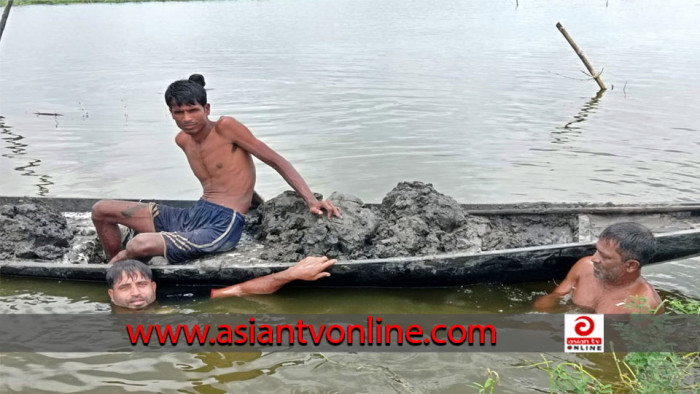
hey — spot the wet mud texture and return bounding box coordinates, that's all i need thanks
[2,182,577,264]
[0,202,74,260]
[245,191,381,261]
[61,212,105,264]
[246,181,577,261]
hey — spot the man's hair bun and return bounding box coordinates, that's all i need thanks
[188,74,206,87]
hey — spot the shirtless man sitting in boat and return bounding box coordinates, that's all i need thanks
[534,222,663,314]
[92,74,341,264]
[107,256,336,310]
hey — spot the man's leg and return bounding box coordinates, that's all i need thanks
[109,233,165,263]
[91,200,156,260]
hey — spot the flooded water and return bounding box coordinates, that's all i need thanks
[1,0,700,392]
[2,0,700,203]
[1,259,698,392]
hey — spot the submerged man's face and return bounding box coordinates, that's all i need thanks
[591,239,627,283]
[169,103,210,135]
[108,271,156,309]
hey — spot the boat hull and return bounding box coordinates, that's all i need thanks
[1,197,699,286]
[2,229,698,286]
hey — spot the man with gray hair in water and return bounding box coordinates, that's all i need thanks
[107,256,336,310]
[535,222,663,314]
[92,73,341,265]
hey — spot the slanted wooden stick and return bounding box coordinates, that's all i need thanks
[556,22,606,91]
[0,0,14,44]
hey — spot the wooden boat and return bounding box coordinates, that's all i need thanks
[1,197,699,287]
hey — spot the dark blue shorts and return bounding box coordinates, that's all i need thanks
[149,199,245,264]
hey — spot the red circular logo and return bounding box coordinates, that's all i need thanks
[574,316,595,336]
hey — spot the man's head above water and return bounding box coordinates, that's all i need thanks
[106,259,157,309]
[593,222,657,283]
[598,222,657,267]
[164,73,207,109]
[104,256,336,310]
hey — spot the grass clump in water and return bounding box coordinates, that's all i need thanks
[471,368,500,393]
[515,296,700,393]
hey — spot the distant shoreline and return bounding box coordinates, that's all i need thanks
[3,0,199,5]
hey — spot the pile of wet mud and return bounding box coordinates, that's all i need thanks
[246,181,578,261]
[0,201,105,263]
[2,181,578,264]
[0,202,74,260]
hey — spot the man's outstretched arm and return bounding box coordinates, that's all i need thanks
[210,256,337,299]
[533,257,584,311]
[217,117,341,219]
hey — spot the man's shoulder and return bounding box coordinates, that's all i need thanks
[215,116,240,128]
[571,255,594,277]
[624,277,663,313]
[214,116,245,137]
[634,277,661,299]
[175,131,188,147]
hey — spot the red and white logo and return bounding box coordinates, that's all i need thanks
[564,314,604,353]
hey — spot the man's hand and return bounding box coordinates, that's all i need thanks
[211,256,337,298]
[534,293,563,311]
[309,200,342,219]
[286,256,337,281]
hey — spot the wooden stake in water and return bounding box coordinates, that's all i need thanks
[556,22,606,91]
[0,0,14,44]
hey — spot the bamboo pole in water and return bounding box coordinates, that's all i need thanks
[0,0,13,44]
[556,22,606,91]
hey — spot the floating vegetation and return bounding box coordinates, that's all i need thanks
[520,296,700,393]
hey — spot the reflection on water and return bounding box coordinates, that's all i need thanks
[1,0,700,202]
[551,90,604,145]
[0,116,53,196]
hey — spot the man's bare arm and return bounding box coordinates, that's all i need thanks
[210,256,336,298]
[534,257,585,311]
[217,117,341,218]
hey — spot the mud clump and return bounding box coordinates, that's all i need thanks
[0,203,74,260]
[246,191,380,261]
[370,182,486,258]
[246,182,487,261]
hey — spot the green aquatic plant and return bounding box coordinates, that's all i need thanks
[470,368,500,394]
[622,295,660,314]
[525,295,700,393]
[527,351,699,394]
[621,294,700,315]
[527,355,613,394]
[619,351,699,393]
[664,297,700,315]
